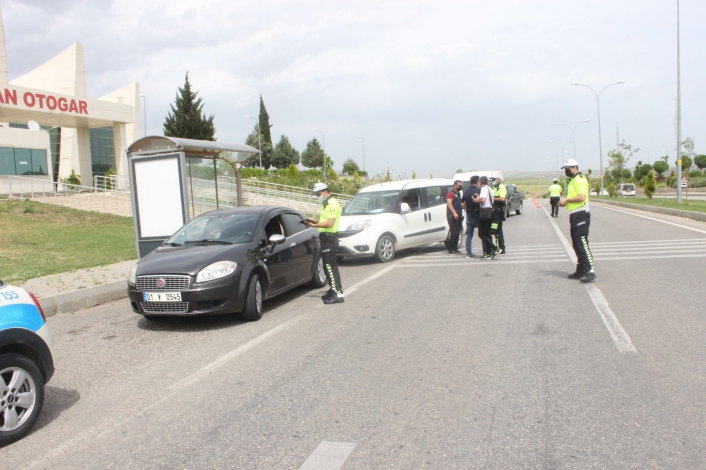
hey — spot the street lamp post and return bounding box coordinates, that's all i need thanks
[245,115,262,168]
[555,119,590,158]
[549,140,574,165]
[354,136,365,173]
[313,128,325,175]
[571,80,625,194]
[676,0,683,202]
[139,94,147,137]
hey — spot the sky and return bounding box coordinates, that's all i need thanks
[3,0,705,178]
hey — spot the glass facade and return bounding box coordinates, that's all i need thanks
[89,126,116,176]
[9,123,61,180]
[0,147,49,176]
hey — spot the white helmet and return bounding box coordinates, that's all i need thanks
[561,159,579,168]
[491,173,502,180]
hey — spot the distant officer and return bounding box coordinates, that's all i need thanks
[548,178,563,217]
[559,159,596,283]
[491,173,507,254]
[305,182,344,304]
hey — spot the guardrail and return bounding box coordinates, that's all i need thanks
[7,176,133,216]
[94,174,131,191]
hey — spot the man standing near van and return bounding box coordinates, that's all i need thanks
[305,182,345,303]
[548,178,562,217]
[491,173,507,254]
[445,180,464,255]
[462,175,482,258]
[559,159,596,283]
[475,176,499,259]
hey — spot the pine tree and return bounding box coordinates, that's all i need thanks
[243,124,272,168]
[163,72,216,141]
[258,95,273,167]
[271,135,300,169]
[301,138,325,168]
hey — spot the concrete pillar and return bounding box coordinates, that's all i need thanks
[58,127,92,185]
[113,122,127,176]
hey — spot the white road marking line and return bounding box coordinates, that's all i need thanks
[299,441,357,470]
[592,247,706,255]
[542,206,577,263]
[405,252,566,261]
[590,237,706,246]
[398,259,569,267]
[594,253,706,262]
[594,204,706,235]
[585,284,637,354]
[543,205,637,354]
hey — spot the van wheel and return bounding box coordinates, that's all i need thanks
[375,235,395,263]
[516,202,523,215]
[241,274,263,321]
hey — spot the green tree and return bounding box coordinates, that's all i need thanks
[385,167,392,182]
[644,170,657,199]
[163,72,216,141]
[622,169,632,180]
[270,135,300,169]
[606,183,617,197]
[353,171,362,182]
[680,155,693,173]
[243,124,272,168]
[287,163,299,178]
[411,170,417,179]
[694,155,706,171]
[607,140,639,181]
[325,155,334,173]
[653,160,669,177]
[342,158,360,175]
[258,95,274,168]
[301,138,325,168]
[327,167,339,180]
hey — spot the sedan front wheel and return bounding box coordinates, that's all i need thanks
[241,274,263,321]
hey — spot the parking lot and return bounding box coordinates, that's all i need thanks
[5,201,706,468]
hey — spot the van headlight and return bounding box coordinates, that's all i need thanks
[196,261,237,283]
[128,264,138,285]
[346,220,372,232]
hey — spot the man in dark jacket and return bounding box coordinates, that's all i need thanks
[445,180,464,255]
[461,175,482,258]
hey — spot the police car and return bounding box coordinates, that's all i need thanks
[0,280,54,447]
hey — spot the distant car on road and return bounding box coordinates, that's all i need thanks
[0,281,55,447]
[618,183,636,196]
[503,183,524,217]
[127,207,328,322]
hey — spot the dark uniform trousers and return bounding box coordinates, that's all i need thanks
[550,196,560,216]
[490,211,505,251]
[320,233,343,294]
[446,217,463,251]
[569,211,594,274]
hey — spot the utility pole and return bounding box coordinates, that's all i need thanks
[676,0,683,203]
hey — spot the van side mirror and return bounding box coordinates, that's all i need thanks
[267,234,286,252]
[400,202,411,214]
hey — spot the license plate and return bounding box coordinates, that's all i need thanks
[143,292,182,302]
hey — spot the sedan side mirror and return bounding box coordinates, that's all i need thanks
[400,202,411,214]
[268,234,286,253]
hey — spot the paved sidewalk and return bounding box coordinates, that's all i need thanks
[19,260,137,317]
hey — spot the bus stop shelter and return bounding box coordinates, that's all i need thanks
[127,136,260,257]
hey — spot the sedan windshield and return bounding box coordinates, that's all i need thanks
[343,190,400,215]
[167,213,260,245]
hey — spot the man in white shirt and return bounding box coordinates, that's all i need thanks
[473,176,500,260]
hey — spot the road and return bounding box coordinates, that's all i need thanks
[5,200,706,468]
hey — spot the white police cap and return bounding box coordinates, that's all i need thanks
[311,182,328,195]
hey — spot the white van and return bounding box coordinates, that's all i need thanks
[454,170,504,185]
[617,183,636,196]
[337,178,455,262]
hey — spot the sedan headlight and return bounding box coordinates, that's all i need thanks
[196,261,237,283]
[128,264,138,285]
[346,220,372,232]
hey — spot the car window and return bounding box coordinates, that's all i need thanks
[167,213,260,245]
[282,213,306,236]
[425,186,446,207]
[400,188,422,211]
[263,215,286,243]
[344,190,399,215]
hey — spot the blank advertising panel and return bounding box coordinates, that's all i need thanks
[134,157,184,238]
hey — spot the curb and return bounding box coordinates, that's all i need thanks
[592,200,706,223]
[38,280,127,318]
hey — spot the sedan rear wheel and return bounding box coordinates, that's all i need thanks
[0,354,44,447]
[375,235,395,263]
[241,274,263,321]
[516,202,523,215]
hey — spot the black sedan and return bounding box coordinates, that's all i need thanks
[127,207,327,321]
[504,183,524,217]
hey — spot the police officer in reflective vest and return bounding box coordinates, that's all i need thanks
[548,178,562,218]
[559,159,596,283]
[491,173,507,254]
[305,182,344,304]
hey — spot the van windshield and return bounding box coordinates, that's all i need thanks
[343,190,400,215]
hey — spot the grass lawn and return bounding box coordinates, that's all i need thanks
[0,199,137,284]
[592,196,706,214]
[508,178,555,198]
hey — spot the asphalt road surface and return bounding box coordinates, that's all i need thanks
[6,200,706,469]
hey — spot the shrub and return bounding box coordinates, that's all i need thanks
[690,177,706,188]
[644,170,656,199]
[353,171,362,182]
[607,183,617,197]
[62,169,81,186]
[666,174,677,188]
[103,167,116,190]
[327,167,339,180]
[287,163,299,178]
